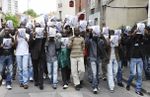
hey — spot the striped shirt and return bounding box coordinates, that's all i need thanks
[70,36,85,58]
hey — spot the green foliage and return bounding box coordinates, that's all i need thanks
[24,9,37,17]
[5,13,19,28]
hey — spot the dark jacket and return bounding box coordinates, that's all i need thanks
[29,34,46,60]
[86,36,108,62]
[129,34,145,59]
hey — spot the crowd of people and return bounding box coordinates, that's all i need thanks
[0,15,150,96]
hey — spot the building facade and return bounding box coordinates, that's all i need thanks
[57,0,76,21]
[2,0,18,14]
[102,0,148,29]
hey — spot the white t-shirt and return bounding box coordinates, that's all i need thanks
[15,33,29,56]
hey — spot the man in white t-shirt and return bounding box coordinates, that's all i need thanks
[15,23,30,89]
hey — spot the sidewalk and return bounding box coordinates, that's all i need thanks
[123,66,150,95]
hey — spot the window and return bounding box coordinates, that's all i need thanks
[69,0,74,7]
[91,8,95,14]
[94,18,98,25]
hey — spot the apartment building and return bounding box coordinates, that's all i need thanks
[57,0,76,21]
[2,0,18,14]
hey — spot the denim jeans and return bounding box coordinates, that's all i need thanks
[117,61,123,83]
[47,60,58,84]
[107,58,118,90]
[28,53,33,79]
[90,61,99,89]
[0,55,13,85]
[16,55,29,85]
[127,58,143,92]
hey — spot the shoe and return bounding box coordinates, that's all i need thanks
[2,80,6,85]
[20,83,24,87]
[118,83,124,87]
[80,81,83,88]
[34,82,39,86]
[0,75,2,86]
[63,84,68,89]
[126,85,130,91]
[24,85,29,89]
[75,85,80,91]
[93,88,98,94]
[110,89,114,93]
[52,84,57,89]
[135,91,144,96]
[39,85,44,90]
[6,85,12,90]
[29,77,33,82]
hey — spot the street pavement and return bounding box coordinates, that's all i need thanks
[0,77,149,97]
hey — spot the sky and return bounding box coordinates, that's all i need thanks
[18,0,57,14]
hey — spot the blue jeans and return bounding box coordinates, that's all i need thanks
[117,61,123,83]
[90,61,99,89]
[47,60,58,85]
[28,53,33,79]
[16,55,29,85]
[0,55,13,85]
[127,58,143,92]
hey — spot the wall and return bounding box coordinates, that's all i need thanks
[104,0,148,29]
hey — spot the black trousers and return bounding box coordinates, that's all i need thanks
[32,58,44,86]
[61,66,71,85]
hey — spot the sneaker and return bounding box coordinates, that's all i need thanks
[63,84,68,89]
[93,88,98,94]
[126,85,130,91]
[2,80,6,85]
[118,83,124,87]
[110,88,114,93]
[29,77,33,82]
[135,91,144,96]
[39,85,44,90]
[75,85,80,91]
[6,85,12,90]
[24,85,29,89]
[52,84,57,89]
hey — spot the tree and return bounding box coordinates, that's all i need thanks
[5,14,19,28]
[24,9,37,17]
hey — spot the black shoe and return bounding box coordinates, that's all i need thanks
[75,85,80,91]
[135,91,144,96]
[39,85,44,90]
[118,83,124,87]
[80,81,83,88]
[24,85,29,89]
[34,82,39,86]
[126,85,130,91]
